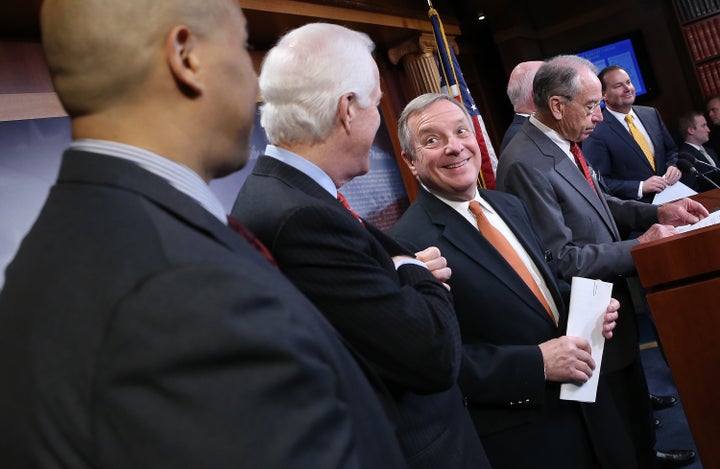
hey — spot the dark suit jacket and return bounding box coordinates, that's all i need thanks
[678,142,720,191]
[232,155,489,469]
[0,150,407,468]
[584,106,678,202]
[389,187,638,468]
[499,113,529,154]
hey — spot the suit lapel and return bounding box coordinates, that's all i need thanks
[418,189,557,327]
[603,108,654,172]
[524,125,620,239]
[253,155,413,257]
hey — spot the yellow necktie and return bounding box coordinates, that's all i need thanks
[468,201,556,326]
[625,114,655,171]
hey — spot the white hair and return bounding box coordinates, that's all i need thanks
[259,23,377,145]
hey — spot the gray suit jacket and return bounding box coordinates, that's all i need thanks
[497,120,658,372]
[0,150,407,469]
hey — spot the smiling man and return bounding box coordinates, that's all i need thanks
[389,92,631,468]
[583,65,681,202]
[497,54,705,468]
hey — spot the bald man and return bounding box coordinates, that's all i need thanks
[0,1,407,467]
[499,60,544,153]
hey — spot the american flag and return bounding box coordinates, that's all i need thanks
[428,7,497,189]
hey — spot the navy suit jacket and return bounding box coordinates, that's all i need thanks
[233,155,489,469]
[389,188,637,468]
[499,113,529,154]
[0,150,408,468]
[584,105,678,202]
[678,142,720,191]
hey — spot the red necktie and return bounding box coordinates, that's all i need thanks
[468,201,556,326]
[570,142,597,195]
[227,215,278,268]
[337,192,364,225]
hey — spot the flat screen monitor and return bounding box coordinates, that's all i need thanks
[575,31,657,99]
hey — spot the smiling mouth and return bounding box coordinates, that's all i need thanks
[444,157,470,170]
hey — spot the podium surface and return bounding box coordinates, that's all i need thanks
[631,190,720,468]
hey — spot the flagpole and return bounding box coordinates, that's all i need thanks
[427,0,433,8]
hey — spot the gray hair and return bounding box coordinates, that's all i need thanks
[533,55,598,111]
[259,23,377,145]
[397,93,473,160]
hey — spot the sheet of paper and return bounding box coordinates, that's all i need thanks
[676,208,720,233]
[559,277,613,403]
[652,181,697,205]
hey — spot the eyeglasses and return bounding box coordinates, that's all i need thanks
[561,96,604,116]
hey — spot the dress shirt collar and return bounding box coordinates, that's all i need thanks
[529,115,574,161]
[605,106,638,130]
[69,139,227,223]
[264,144,337,197]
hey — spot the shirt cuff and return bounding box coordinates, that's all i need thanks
[394,258,428,270]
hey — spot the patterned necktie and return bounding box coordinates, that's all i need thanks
[337,192,364,225]
[227,215,278,268]
[570,142,598,195]
[625,114,656,171]
[468,201,556,325]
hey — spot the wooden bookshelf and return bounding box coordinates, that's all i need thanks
[673,0,720,97]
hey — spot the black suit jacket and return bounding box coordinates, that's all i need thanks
[584,106,678,202]
[0,150,407,468]
[499,113,529,154]
[233,155,489,469]
[389,188,637,468]
[678,142,720,191]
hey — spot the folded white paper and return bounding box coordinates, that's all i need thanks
[560,277,613,403]
[652,181,697,205]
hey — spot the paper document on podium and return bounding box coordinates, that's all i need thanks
[652,181,697,205]
[676,209,720,233]
[560,277,613,403]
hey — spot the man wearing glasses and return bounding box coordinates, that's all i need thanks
[497,55,705,468]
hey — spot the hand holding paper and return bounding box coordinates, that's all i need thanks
[560,277,614,403]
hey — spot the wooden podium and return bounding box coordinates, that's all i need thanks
[631,189,720,468]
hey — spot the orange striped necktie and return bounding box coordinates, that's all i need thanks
[468,201,556,326]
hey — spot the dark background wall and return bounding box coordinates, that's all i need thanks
[0,0,701,149]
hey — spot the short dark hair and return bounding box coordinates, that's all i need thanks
[678,111,703,138]
[597,65,625,92]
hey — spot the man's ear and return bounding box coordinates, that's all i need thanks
[401,151,418,176]
[548,96,564,120]
[166,25,204,95]
[338,93,355,134]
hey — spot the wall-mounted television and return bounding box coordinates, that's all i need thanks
[574,31,658,100]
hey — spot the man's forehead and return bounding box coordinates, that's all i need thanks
[414,105,466,129]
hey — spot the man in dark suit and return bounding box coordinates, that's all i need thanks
[232,23,489,469]
[0,1,409,467]
[497,55,706,467]
[389,93,634,468]
[499,60,543,153]
[583,65,682,203]
[677,110,720,191]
